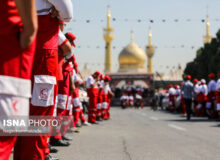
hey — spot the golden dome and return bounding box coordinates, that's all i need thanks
[118,41,146,73]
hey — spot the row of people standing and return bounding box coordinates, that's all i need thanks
[167,73,220,120]
[86,72,114,123]
[120,88,144,108]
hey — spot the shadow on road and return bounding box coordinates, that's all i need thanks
[166,118,217,123]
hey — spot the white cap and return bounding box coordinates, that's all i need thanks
[201,79,206,84]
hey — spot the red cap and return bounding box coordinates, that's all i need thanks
[65,32,76,47]
[104,75,111,81]
[94,71,101,76]
[186,75,191,80]
[168,84,173,88]
[218,71,220,76]
[180,82,184,86]
[208,73,215,78]
[174,85,178,89]
[193,78,198,83]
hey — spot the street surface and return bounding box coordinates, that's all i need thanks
[11,107,220,160]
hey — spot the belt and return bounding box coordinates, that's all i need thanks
[37,7,52,14]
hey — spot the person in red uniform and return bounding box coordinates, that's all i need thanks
[60,61,75,135]
[86,71,101,124]
[13,1,73,160]
[102,75,114,120]
[206,73,216,119]
[50,61,73,147]
[72,74,84,127]
[216,72,220,119]
[168,84,176,112]
[50,24,73,147]
[106,76,114,119]
[193,78,199,116]
[196,79,208,117]
[96,74,104,121]
[0,1,37,160]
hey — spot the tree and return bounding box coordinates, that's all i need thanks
[184,29,220,80]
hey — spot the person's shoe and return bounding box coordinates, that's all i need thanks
[73,128,80,133]
[45,155,59,160]
[62,135,72,141]
[50,139,70,146]
[66,128,75,133]
[90,121,99,125]
[48,145,58,153]
[82,121,91,126]
[76,123,81,128]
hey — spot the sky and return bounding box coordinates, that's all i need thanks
[65,0,220,74]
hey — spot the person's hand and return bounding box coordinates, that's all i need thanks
[51,7,59,18]
[19,29,36,49]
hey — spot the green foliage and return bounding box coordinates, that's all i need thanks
[184,29,220,80]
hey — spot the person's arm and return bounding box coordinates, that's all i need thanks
[58,30,72,56]
[15,0,38,49]
[69,72,75,93]
[60,42,72,56]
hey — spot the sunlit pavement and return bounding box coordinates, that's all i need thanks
[11,107,220,160]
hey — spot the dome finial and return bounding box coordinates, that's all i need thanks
[130,30,134,43]
[148,27,152,46]
[107,5,111,28]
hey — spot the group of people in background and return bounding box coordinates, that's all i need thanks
[120,87,144,109]
[0,1,113,160]
[159,73,220,121]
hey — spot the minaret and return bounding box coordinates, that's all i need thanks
[103,6,114,73]
[146,28,155,73]
[203,16,213,44]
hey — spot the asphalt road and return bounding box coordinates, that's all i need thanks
[49,107,220,160]
[10,107,220,160]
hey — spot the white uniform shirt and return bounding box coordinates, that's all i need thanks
[120,95,128,101]
[136,93,142,99]
[103,85,110,94]
[58,30,67,46]
[199,84,208,95]
[208,80,216,93]
[216,79,220,91]
[129,96,134,101]
[194,84,200,95]
[175,89,181,96]
[86,76,95,89]
[169,87,176,96]
[36,0,73,22]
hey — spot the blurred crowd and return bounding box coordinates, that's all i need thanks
[153,73,220,121]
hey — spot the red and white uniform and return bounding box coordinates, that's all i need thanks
[120,94,129,105]
[206,80,216,109]
[168,87,176,111]
[197,83,208,109]
[72,74,83,127]
[216,79,220,113]
[13,1,73,160]
[102,84,111,119]
[86,76,99,123]
[128,95,134,106]
[97,80,104,119]
[0,1,36,159]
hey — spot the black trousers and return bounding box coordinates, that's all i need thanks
[184,98,192,120]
